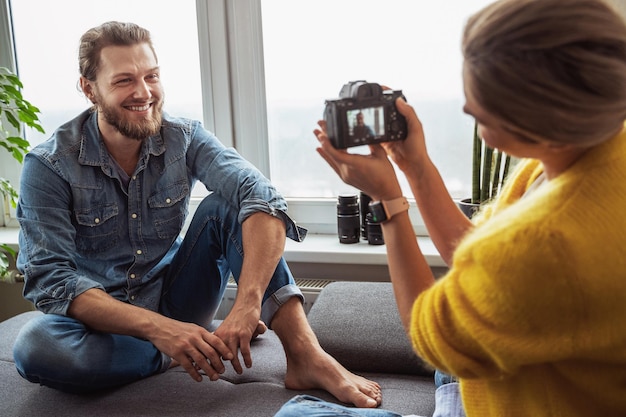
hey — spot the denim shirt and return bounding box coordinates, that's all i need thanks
[16,109,305,315]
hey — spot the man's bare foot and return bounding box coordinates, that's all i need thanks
[270,297,381,407]
[284,348,382,408]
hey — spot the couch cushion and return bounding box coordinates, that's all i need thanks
[308,281,434,376]
[0,306,436,416]
[0,311,41,362]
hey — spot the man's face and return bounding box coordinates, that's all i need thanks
[89,43,164,141]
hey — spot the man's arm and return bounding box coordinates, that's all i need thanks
[213,211,287,374]
[67,288,234,382]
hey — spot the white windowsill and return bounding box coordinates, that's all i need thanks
[284,233,445,267]
[0,226,445,268]
[0,227,19,247]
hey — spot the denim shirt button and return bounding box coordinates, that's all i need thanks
[131,213,138,219]
[94,218,100,224]
[130,273,136,279]
[136,250,142,255]
[130,295,136,301]
[165,198,171,204]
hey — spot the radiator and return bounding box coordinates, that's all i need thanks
[215,277,334,319]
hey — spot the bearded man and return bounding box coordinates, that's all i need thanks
[12,21,381,409]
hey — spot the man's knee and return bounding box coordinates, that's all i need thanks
[13,314,77,379]
[194,193,237,222]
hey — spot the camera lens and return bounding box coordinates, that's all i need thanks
[366,213,385,245]
[337,194,360,244]
[359,192,372,240]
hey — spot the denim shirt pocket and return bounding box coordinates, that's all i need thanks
[75,203,119,253]
[148,180,190,240]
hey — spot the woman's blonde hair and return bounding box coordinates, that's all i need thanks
[463,0,626,146]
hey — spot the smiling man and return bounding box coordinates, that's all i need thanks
[12,21,381,409]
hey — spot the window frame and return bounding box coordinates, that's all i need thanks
[0,0,427,235]
[0,0,20,227]
[195,0,426,235]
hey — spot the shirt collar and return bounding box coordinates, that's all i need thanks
[78,110,166,169]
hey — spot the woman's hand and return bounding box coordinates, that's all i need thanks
[314,120,402,201]
[381,97,429,178]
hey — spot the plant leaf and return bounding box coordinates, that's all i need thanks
[471,122,482,204]
[2,83,23,101]
[5,109,21,130]
[6,136,30,148]
[0,177,19,207]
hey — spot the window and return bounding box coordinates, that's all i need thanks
[261,0,492,200]
[4,0,494,236]
[199,0,492,234]
[9,0,202,147]
[2,0,203,225]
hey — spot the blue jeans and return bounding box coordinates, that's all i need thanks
[274,395,405,417]
[273,372,465,417]
[12,195,301,393]
[434,370,458,388]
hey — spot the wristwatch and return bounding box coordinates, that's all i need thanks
[368,197,409,224]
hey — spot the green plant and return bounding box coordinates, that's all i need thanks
[470,121,512,205]
[0,66,44,280]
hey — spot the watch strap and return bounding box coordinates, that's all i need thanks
[382,197,409,221]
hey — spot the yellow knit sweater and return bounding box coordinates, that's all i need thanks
[411,126,626,417]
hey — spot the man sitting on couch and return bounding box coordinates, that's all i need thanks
[12,20,381,409]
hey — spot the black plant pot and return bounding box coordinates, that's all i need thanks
[457,198,480,219]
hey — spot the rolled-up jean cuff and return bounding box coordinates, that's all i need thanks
[159,352,172,374]
[433,382,465,417]
[261,284,305,328]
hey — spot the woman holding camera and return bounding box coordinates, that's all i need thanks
[275,0,626,416]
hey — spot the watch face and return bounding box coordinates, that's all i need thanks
[368,202,386,224]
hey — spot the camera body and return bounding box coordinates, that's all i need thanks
[323,81,408,149]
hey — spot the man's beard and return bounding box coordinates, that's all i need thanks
[97,96,164,141]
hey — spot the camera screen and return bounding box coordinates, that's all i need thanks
[347,106,385,141]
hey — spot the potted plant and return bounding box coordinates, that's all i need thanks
[458,121,512,218]
[0,66,44,281]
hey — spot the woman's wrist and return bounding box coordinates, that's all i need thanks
[400,155,433,186]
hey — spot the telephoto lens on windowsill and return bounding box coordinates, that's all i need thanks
[337,192,385,245]
[337,194,360,244]
[366,212,384,245]
[360,192,384,245]
[359,192,372,240]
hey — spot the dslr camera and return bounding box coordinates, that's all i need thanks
[323,80,408,149]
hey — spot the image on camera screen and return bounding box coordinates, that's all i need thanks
[347,106,384,141]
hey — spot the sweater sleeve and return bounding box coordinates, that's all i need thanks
[408,155,596,380]
[410,219,582,379]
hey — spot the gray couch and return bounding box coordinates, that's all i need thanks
[0,282,436,417]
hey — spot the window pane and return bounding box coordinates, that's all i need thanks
[10,0,204,190]
[261,0,492,200]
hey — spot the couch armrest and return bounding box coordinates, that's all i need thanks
[307,281,434,376]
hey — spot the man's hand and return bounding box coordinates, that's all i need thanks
[149,317,234,382]
[67,288,235,383]
[213,211,284,374]
[214,302,264,374]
